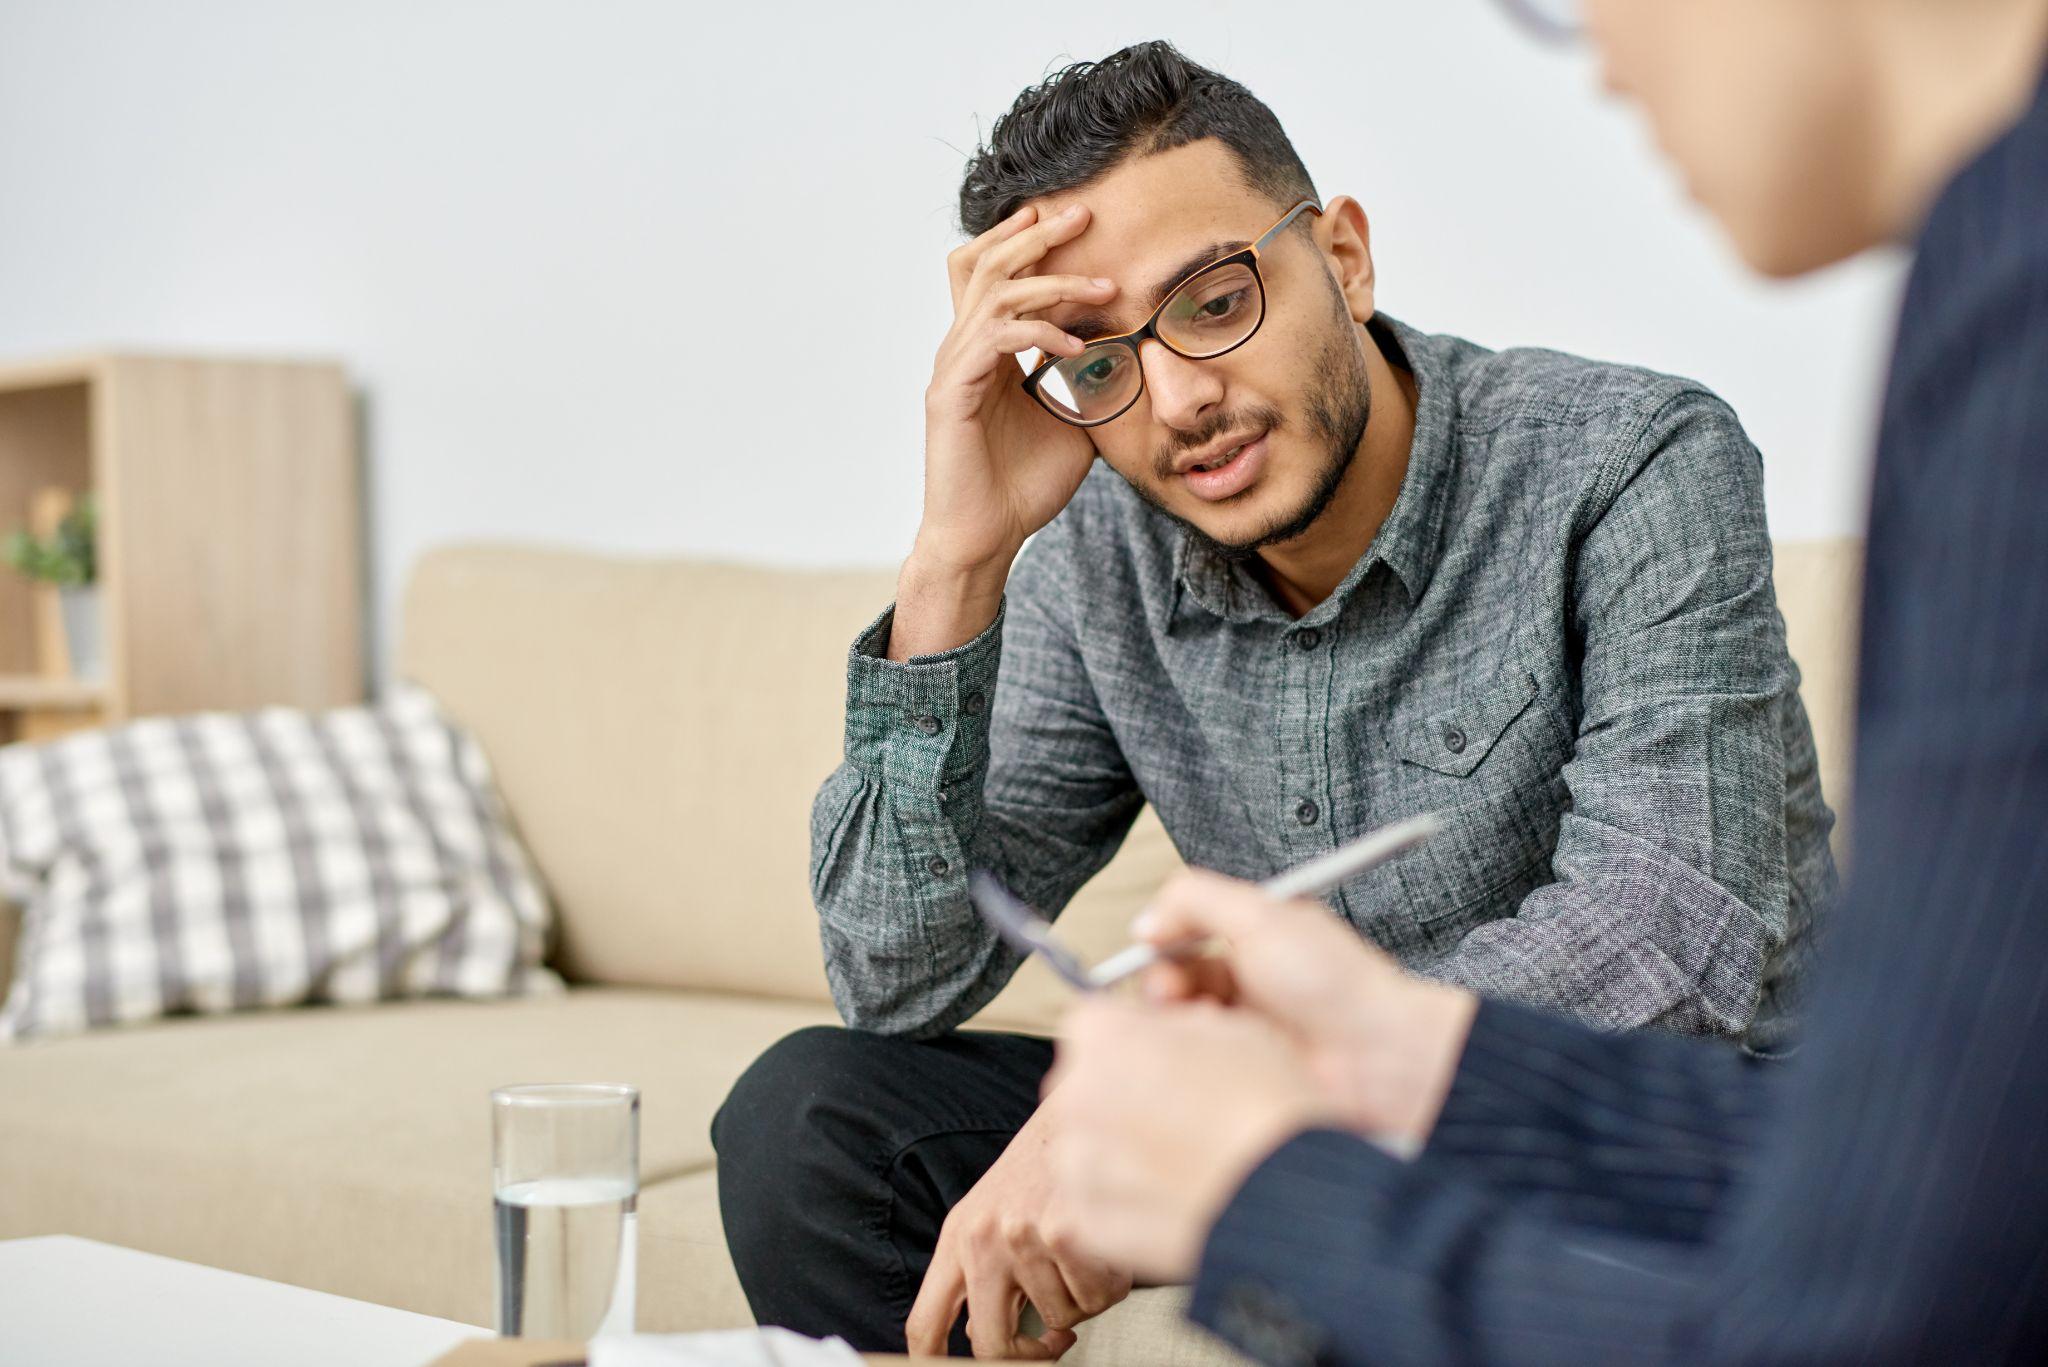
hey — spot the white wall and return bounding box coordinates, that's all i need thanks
[0,0,1905,679]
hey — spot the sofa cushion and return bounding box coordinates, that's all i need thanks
[0,985,1249,1361]
[399,548,890,1007]
[0,899,16,1006]
[0,686,558,1042]
[1772,538,1864,849]
[397,546,1187,1036]
[0,987,837,1314]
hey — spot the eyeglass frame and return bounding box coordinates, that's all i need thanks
[1019,198,1324,429]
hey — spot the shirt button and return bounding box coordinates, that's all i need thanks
[913,713,943,736]
[1295,798,1320,826]
[927,855,951,877]
[1295,629,1321,651]
[1443,724,1468,754]
[936,785,952,805]
[962,691,986,716]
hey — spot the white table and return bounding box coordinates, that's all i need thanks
[0,1235,490,1366]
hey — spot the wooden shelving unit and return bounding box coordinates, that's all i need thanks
[0,352,362,743]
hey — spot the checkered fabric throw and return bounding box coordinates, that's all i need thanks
[0,685,559,1042]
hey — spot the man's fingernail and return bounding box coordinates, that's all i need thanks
[1062,204,1083,219]
[1130,908,1159,938]
[1092,277,1114,288]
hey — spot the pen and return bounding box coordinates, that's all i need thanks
[1083,811,1443,988]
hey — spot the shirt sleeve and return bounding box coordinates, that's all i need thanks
[1419,998,1766,1243]
[1418,389,1835,1039]
[810,517,1144,1037]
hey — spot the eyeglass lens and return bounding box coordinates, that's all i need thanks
[1027,261,1265,425]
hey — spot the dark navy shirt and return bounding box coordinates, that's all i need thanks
[1188,58,2048,1367]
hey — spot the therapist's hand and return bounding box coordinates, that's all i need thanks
[1046,999,1339,1282]
[1135,870,1479,1150]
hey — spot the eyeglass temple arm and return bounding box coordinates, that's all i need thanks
[1253,199,1323,253]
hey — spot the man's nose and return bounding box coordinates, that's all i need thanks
[1139,339,1225,431]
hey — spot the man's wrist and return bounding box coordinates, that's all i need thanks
[903,536,1017,601]
[890,542,1016,661]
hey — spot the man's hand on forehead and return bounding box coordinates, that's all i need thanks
[906,196,1115,609]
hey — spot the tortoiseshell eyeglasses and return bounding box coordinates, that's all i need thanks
[1020,199,1323,428]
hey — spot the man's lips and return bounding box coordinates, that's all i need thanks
[1179,431,1270,502]
[1172,429,1267,476]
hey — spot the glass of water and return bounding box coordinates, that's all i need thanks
[491,1083,640,1340]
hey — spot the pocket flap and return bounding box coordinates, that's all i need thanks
[1390,666,1540,778]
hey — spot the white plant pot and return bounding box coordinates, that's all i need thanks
[58,585,104,682]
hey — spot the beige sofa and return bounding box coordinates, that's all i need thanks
[0,539,1863,1364]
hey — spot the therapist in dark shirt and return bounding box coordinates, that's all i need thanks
[1048,0,2048,1362]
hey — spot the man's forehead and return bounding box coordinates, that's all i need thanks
[1022,140,1276,287]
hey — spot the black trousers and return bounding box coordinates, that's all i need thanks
[710,1026,1055,1356]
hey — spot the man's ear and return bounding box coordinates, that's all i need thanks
[1315,196,1376,324]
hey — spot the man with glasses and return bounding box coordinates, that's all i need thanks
[714,38,1835,1358]
[1044,1,2048,1362]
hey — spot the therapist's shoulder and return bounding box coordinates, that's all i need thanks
[1923,70,2048,273]
[1894,74,2048,401]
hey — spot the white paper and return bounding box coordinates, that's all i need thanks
[588,1327,863,1367]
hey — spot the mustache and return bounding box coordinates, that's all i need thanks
[1151,404,1284,481]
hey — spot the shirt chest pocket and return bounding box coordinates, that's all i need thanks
[1378,663,1567,948]
[1387,665,1541,779]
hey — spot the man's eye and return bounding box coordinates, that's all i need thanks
[1071,353,1125,392]
[1195,288,1250,321]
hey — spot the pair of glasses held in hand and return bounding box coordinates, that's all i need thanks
[967,812,1444,993]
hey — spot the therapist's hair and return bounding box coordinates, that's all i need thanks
[958,40,1318,236]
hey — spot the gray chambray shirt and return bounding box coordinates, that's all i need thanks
[813,316,1837,1052]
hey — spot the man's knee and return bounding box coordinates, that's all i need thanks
[712,1025,897,1198]
[718,1024,862,1140]
[714,1027,913,1292]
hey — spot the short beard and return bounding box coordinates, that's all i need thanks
[1134,309,1374,566]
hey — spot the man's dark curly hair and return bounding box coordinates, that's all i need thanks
[958,41,1318,237]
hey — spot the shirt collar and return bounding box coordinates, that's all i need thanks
[1174,314,1457,625]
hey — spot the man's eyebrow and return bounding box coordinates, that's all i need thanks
[1056,240,1252,343]
[1062,309,1122,343]
[1145,240,1248,311]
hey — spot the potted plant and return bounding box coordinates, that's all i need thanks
[5,493,102,681]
